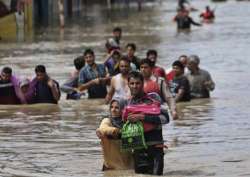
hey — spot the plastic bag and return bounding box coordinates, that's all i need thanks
[121,121,147,152]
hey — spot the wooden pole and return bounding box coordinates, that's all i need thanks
[58,0,65,28]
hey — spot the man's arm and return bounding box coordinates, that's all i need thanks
[175,89,185,102]
[60,77,78,94]
[160,79,178,119]
[127,108,169,125]
[105,77,115,103]
[204,72,215,91]
[48,79,60,102]
[78,79,99,91]
[190,18,202,26]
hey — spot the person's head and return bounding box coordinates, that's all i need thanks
[109,99,126,118]
[140,58,154,79]
[206,6,210,11]
[146,49,158,66]
[1,67,12,82]
[113,27,122,41]
[128,71,144,97]
[74,56,85,71]
[172,60,184,76]
[187,55,200,72]
[183,9,189,16]
[20,78,30,93]
[84,49,95,66]
[112,50,121,61]
[126,43,136,58]
[178,55,188,67]
[35,65,47,82]
[119,56,130,75]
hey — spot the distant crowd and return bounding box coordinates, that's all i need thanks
[0,26,215,109]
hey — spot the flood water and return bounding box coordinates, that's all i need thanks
[1,0,250,176]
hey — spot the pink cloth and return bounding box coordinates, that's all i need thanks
[122,97,161,132]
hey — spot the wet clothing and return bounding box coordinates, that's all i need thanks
[174,15,201,30]
[169,75,191,101]
[134,146,164,175]
[125,93,169,175]
[104,57,119,76]
[33,80,60,104]
[144,77,161,95]
[61,74,84,100]
[105,38,120,53]
[79,64,107,98]
[143,76,175,111]
[0,81,20,104]
[200,11,215,20]
[128,56,141,70]
[112,73,131,100]
[186,68,215,98]
[0,75,30,104]
[98,117,134,170]
[152,66,166,78]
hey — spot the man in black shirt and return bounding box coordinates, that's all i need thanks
[169,61,191,102]
[173,10,202,31]
[126,43,141,70]
[33,65,61,104]
[0,67,20,104]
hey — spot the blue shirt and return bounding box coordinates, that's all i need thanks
[78,64,107,98]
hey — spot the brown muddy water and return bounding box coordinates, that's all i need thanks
[0,0,250,176]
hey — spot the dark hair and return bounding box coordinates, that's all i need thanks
[140,58,154,68]
[84,48,94,57]
[126,43,136,51]
[178,55,188,59]
[112,50,121,56]
[74,56,85,70]
[146,49,157,58]
[172,60,184,70]
[35,65,46,73]
[113,27,122,33]
[128,71,144,83]
[119,56,131,64]
[2,67,12,75]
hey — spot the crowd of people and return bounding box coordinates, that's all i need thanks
[0,65,60,104]
[0,24,216,175]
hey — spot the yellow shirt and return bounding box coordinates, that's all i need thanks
[98,118,134,170]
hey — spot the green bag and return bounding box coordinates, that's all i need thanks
[121,121,147,152]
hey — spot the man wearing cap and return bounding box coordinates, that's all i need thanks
[186,55,215,98]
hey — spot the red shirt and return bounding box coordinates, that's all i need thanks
[152,66,166,78]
